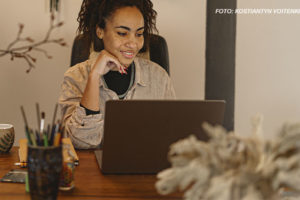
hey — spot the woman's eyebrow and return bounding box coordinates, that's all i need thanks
[115,26,145,31]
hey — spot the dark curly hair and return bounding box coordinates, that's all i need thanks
[77,0,158,53]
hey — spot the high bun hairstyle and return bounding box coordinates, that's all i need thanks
[77,0,158,53]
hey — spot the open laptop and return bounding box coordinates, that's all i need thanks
[95,100,225,174]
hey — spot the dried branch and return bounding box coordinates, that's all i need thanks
[0,13,67,73]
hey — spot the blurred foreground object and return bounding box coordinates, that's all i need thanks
[156,114,300,200]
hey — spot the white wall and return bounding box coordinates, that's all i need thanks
[153,0,206,100]
[235,0,300,138]
[0,0,206,145]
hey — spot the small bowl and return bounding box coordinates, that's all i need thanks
[0,124,15,153]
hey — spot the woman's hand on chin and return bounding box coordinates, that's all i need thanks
[91,50,127,76]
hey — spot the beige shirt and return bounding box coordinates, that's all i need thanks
[59,52,176,149]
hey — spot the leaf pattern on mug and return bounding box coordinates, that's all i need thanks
[0,132,14,153]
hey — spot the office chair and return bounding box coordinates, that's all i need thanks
[70,34,170,74]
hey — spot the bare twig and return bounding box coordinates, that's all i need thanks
[0,13,67,73]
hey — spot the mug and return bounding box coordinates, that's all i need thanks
[27,145,62,200]
[0,124,15,153]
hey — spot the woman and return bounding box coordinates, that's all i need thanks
[59,0,176,149]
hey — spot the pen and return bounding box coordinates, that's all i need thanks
[14,162,27,168]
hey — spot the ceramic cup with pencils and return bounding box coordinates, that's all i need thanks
[27,145,62,200]
[0,124,15,153]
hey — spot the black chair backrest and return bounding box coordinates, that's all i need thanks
[70,34,170,74]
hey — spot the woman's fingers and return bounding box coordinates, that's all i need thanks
[107,60,126,75]
[106,57,128,75]
[92,50,129,76]
[120,65,128,75]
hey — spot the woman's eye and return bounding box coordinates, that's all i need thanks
[117,32,127,36]
[136,33,144,37]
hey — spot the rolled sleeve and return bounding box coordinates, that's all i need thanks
[59,65,104,149]
[66,106,104,149]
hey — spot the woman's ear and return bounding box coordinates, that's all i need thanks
[96,26,104,39]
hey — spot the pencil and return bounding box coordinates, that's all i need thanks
[20,106,32,145]
[51,103,58,128]
[43,133,49,147]
[35,130,41,146]
[49,124,56,146]
[46,124,50,139]
[20,106,28,127]
[25,127,32,145]
[25,173,29,193]
[53,132,61,146]
[29,129,37,146]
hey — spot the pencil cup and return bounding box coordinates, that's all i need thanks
[0,124,15,153]
[27,145,62,200]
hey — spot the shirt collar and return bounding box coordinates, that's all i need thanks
[88,51,147,88]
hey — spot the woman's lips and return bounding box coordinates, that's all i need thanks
[121,51,134,59]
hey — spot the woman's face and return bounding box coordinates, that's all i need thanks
[97,6,145,67]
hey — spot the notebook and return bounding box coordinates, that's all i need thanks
[95,100,225,174]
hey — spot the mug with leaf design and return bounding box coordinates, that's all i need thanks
[0,124,15,153]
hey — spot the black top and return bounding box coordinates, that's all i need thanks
[103,64,132,97]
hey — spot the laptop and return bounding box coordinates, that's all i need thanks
[95,100,225,174]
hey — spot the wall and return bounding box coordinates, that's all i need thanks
[235,0,300,138]
[0,0,206,145]
[153,0,206,100]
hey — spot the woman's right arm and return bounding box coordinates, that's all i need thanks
[59,69,104,149]
[59,50,126,149]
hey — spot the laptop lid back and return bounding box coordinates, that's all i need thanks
[99,100,225,174]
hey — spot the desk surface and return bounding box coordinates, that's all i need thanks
[0,147,181,200]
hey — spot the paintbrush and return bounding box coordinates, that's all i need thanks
[20,106,32,145]
[36,103,40,131]
[51,103,58,128]
[40,112,45,137]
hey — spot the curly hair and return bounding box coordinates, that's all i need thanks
[77,0,158,53]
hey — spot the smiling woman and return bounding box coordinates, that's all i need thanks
[95,6,145,68]
[59,0,176,149]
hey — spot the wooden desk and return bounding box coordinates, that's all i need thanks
[0,147,181,200]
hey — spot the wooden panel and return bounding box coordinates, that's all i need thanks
[206,0,237,131]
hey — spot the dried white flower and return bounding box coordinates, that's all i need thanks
[156,116,300,200]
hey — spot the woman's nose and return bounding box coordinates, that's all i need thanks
[125,36,138,49]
